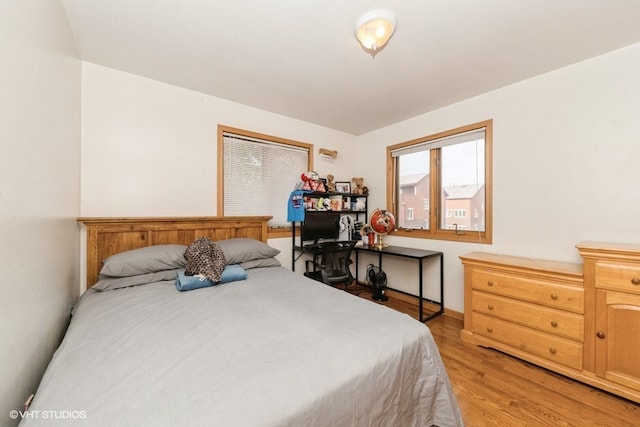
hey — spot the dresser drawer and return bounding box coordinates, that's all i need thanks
[472,312,583,370]
[472,291,584,342]
[595,260,640,295]
[472,270,584,314]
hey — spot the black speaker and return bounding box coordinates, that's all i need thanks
[366,264,388,301]
[352,221,364,241]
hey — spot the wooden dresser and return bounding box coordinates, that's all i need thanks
[461,245,640,403]
[459,252,585,374]
[576,241,640,402]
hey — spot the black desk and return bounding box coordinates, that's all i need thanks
[355,245,444,322]
[292,241,357,271]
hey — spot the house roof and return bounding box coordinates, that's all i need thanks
[443,184,483,200]
[400,173,428,187]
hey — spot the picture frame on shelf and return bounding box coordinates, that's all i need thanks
[335,181,351,193]
[342,196,352,211]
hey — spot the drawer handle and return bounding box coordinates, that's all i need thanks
[487,281,494,286]
[486,327,493,333]
[632,278,640,285]
[487,304,494,310]
[549,347,557,355]
[597,331,606,339]
[550,293,558,300]
[550,320,558,328]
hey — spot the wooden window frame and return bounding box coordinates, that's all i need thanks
[386,119,493,244]
[217,125,313,238]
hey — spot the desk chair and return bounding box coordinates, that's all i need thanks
[304,241,357,288]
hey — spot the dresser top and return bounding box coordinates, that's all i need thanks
[576,241,640,261]
[460,251,583,277]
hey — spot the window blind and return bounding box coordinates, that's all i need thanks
[391,128,486,157]
[223,132,309,227]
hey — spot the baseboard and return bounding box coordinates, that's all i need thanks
[374,286,463,321]
[444,308,463,321]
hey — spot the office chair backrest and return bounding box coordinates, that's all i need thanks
[323,249,347,273]
[310,240,357,286]
[322,241,356,284]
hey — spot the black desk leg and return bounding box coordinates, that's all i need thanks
[440,255,444,317]
[420,254,444,323]
[354,250,359,283]
[419,259,424,322]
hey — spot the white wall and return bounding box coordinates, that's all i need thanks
[81,63,357,217]
[0,2,81,424]
[358,42,640,312]
[80,63,359,273]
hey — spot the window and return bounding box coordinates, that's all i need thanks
[454,209,466,218]
[386,120,492,243]
[217,125,312,234]
[407,208,414,220]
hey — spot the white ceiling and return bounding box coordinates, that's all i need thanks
[62,0,640,135]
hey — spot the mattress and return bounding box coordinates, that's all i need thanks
[21,266,463,426]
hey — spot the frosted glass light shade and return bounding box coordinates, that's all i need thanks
[355,10,397,57]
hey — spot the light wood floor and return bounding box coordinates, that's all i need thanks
[351,286,640,426]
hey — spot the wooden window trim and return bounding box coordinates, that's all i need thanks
[386,119,493,244]
[217,124,313,236]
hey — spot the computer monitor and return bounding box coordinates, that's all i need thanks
[301,211,340,243]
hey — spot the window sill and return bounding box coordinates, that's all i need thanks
[392,228,492,245]
[268,227,292,239]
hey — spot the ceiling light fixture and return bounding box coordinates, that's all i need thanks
[354,9,397,58]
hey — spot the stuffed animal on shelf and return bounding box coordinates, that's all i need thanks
[326,174,336,193]
[351,177,368,195]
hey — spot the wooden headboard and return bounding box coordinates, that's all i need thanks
[78,216,272,288]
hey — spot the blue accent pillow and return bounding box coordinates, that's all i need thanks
[176,265,248,292]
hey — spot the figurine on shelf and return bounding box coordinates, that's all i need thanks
[359,223,375,246]
[325,174,336,193]
[300,171,326,192]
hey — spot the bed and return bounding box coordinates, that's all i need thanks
[21,216,463,426]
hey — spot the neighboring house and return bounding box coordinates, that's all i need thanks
[442,184,485,232]
[399,173,429,229]
[399,174,484,232]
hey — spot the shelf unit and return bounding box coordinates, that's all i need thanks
[291,192,367,271]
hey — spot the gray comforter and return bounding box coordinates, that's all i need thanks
[21,266,463,426]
